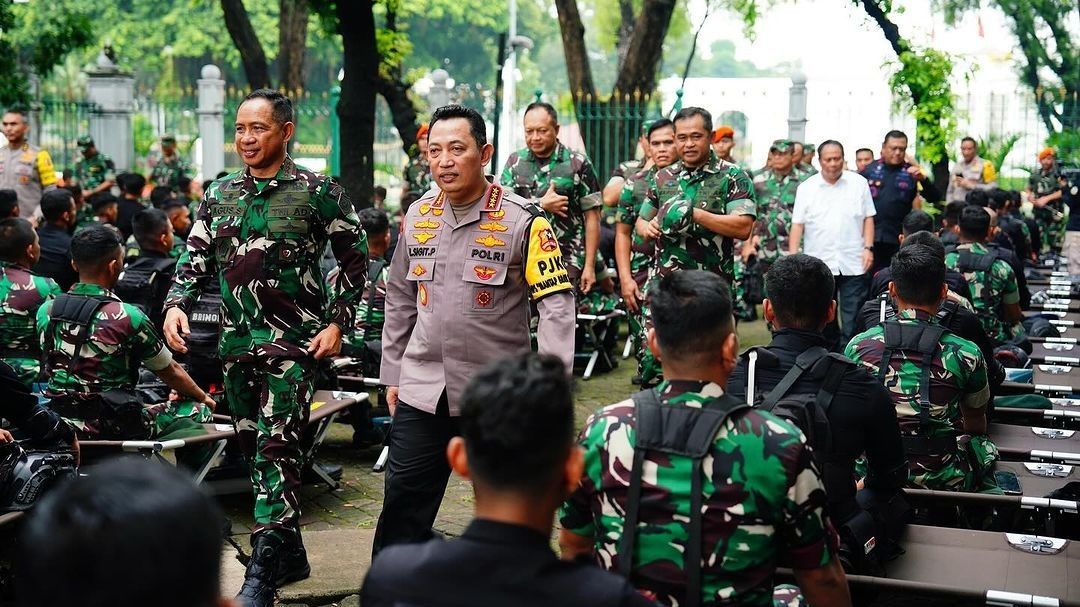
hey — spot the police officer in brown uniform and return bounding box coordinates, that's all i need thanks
[375,105,576,553]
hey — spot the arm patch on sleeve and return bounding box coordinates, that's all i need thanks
[524,216,573,301]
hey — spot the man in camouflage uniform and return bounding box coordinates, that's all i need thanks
[163,89,368,607]
[742,139,804,280]
[501,102,602,294]
[148,134,191,190]
[634,107,756,386]
[0,218,61,387]
[798,142,818,176]
[944,206,1023,346]
[1028,147,1064,252]
[846,244,998,493]
[402,123,432,196]
[560,270,849,607]
[73,136,116,202]
[37,225,215,441]
[617,119,676,384]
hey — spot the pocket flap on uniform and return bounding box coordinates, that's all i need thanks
[462,262,507,285]
[267,218,311,234]
[407,260,435,282]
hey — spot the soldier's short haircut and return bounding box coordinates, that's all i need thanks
[817,139,844,157]
[19,458,225,607]
[459,353,574,493]
[651,269,733,360]
[0,218,36,262]
[672,106,713,134]
[89,192,119,213]
[524,101,558,124]
[943,200,966,227]
[149,185,175,208]
[242,88,295,126]
[0,189,17,217]
[40,189,74,222]
[429,104,487,150]
[400,191,422,215]
[357,207,390,237]
[883,130,908,144]
[132,208,171,249]
[988,189,1010,211]
[902,210,934,235]
[70,224,122,268]
[958,205,991,240]
[961,136,977,146]
[373,185,387,200]
[890,244,945,307]
[965,189,989,208]
[2,106,28,122]
[764,254,835,331]
[899,230,945,259]
[646,118,674,141]
[117,172,146,197]
[855,148,873,157]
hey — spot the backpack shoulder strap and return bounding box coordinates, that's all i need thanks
[760,346,829,410]
[620,388,748,607]
[363,258,387,330]
[42,294,112,379]
[880,319,945,431]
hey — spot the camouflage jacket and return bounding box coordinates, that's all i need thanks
[752,168,803,263]
[0,262,61,386]
[403,154,432,195]
[37,283,174,396]
[560,380,837,606]
[164,156,368,360]
[944,242,1020,343]
[500,142,602,272]
[616,165,659,282]
[638,153,757,285]
[149,153,191,189]
[845,309,990,490]
[1029,166,1061,198]
[73,152,115,190]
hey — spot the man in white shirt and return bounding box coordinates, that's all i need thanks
[789,140,875,347]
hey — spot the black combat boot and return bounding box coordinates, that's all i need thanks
[235,531,311,607]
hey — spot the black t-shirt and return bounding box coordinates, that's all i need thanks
[869,267,972,303]
[726,329,907,524]
[116,196,148,241]
[33,224,77,292]
[861,160,942,242]
[362,519,656,607]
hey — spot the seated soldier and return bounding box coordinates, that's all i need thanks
[115,209,177,335]
[727,254,908,573]
[0,189,18,218]
[982,205,1031,309]
[945,206,1024,347]
[332,207,391,371]
[855,231,1005,394]
[870,210,972,302]
[88,192,120,228]
[361,354,655,607]
[846,244,999,493]
[0,218,62,388]
[36,225,215,441]
[162,198,192,257]
[560,270,850,607]
[939,200,965,248]
[989,189,1034,263]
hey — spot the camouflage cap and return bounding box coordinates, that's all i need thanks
[658,197,693,235]
[77,135,94,147]
[770,139,792,152]
[804,142,816,153]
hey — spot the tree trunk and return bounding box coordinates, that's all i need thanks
[612,0,676,96]
[553,0,596,103]
[377,5,420,157]
[614,0,635,74]
[857,0,907,57]
[336,0,377,209]
[220,0,272,90]
[279,0,309,94]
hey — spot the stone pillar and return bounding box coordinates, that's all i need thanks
[429,69,451,111]
[197,64,226,181]
[787,71,808,143]
[84,49,135,170]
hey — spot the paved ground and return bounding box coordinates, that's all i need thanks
[219,318,777,605]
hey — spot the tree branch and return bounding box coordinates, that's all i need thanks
[857,0,908,59]
[220,0,272,90]
[613,0,677,96]
[553,0,596,101]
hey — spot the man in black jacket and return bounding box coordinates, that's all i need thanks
[361,353,655,607]
[727,254,908,565]
[869,210,971,303]
[33,189,78,292]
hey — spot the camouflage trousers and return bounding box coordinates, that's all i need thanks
[907,434,1002,494]
[1,357,39,390]
[772,584,808,607]
[223,356,315,537]
[1034,206,1066,252]
[636,299,663,387]
[65,398,212,440]
[732,254,755,321]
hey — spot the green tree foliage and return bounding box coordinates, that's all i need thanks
[0,0,94,106]
[887,46,962,166]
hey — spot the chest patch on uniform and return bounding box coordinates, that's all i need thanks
[414,219,440,229]
[479,221,508,233]
[408,245,437,259]
[411,265,428,278]
[537,227,558,252]
[475,289,493,309]
[412,232,437,244]
[473,266,497,281]
[475,235,505,247]
[418,283,429,307]
[469,247,507,263]
[486,210,505,220]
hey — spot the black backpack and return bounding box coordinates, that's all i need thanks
[954,246,998,273]
[620,389,749,607]
[114,256,176,330]
[747,346,849,457]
